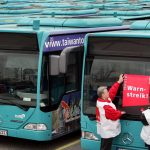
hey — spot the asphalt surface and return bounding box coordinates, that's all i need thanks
[0,131,82,150]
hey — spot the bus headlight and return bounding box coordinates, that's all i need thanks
[82,131,99,140]
[24,123,47,131]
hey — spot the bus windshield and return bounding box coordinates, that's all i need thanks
[83,56,150,116]
[0,52,38,107]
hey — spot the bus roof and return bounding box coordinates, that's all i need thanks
[86,20,150,39]
[42,8,98,15]
[1,0,150,29]
[99,10,150,16]
[130,20,150,29]
[15,17,122,28]
[0,22,129,34]
[105,0,128,2]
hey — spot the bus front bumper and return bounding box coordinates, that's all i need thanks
[0,128,51,141]
[80,138,148,150]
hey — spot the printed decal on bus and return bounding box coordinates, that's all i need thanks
[52,91,80,136]
[44,34,85,52]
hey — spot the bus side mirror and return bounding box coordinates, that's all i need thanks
[59,46,82,74]
[49,55,60,75]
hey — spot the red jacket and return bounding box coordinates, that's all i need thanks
[96,82,122,122]
[96,82,122,138]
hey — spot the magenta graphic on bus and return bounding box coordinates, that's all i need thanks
[44,33,85,52]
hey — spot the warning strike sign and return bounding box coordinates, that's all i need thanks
[123,74,150,107]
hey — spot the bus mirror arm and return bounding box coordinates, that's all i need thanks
[49,55,60,75]
[49,46,83,75]
[59,46,83,74]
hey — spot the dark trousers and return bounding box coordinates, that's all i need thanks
[145,144,150,150]
[100,138,113,150]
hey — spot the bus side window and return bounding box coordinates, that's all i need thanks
[50,75,65,106]
[40,54,66,112]
[49,55,66,111]
[65,53,78,91]
[49,54,80,111]
[48,47,83,111]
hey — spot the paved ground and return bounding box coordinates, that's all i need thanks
[0,131,82,150]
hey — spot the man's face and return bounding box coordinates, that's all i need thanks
[102,89,109,100]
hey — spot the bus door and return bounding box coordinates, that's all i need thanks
[46,46,83,138]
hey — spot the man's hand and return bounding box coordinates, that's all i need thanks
[118,74,124,84]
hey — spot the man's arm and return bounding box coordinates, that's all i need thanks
[109,74,124,101]
[109,82,120,101]
[104,105,125,121]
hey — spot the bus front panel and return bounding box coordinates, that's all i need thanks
[81,36,150,150]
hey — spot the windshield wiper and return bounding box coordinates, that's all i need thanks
[0,98,28,111]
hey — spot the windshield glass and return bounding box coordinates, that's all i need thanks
[0,52,38,107]
[83,57,150,115]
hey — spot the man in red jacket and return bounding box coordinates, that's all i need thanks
[96,74,126,150]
